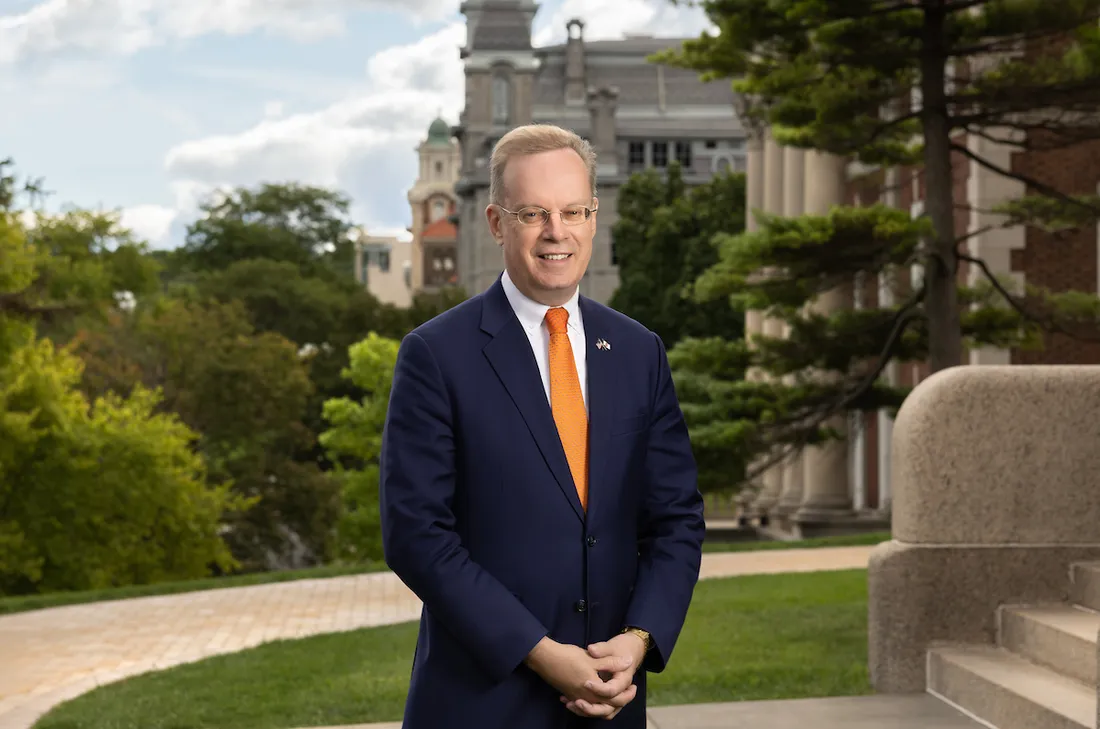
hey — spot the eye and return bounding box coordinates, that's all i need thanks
[561,206,585,222]
[519,208,544,222]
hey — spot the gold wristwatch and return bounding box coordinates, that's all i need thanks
[621,626,653,653]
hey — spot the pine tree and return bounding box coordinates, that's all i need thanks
[652,0,1100,490]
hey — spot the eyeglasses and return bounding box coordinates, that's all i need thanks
[495,204,598,227]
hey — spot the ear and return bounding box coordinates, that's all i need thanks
[485,204,503,243]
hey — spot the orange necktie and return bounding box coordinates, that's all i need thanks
[545,307,588,510]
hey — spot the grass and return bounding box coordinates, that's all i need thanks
[0,532,889,617]
[32,569,871,729]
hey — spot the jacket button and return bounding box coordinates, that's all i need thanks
[587,536,597,546]
[575,599,587,613]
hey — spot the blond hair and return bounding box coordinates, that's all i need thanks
[488,124,598,206]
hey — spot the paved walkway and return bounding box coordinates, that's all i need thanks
[0,546,874,729]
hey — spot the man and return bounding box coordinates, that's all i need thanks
[380,123,705,728]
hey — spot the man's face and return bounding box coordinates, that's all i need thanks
[486,147,597,306]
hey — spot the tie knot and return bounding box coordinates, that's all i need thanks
[545,307,569,334]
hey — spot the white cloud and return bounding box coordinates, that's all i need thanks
[119,203,177,247]
[156,21,465,240]
[533,0,713,46]
[264,100,286,119]
[0,0,460,65]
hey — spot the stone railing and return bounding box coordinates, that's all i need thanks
[868,365,1100,692]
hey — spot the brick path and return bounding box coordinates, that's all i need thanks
[0,546,874,729]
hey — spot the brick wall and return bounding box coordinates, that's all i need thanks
[1010,138,1100,364]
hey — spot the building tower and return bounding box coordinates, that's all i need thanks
[453,0,539,296]
[408,116,461,291]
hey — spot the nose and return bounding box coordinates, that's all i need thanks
[541,211,568,241]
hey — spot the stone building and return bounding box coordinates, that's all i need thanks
[407,117,461,292]
[451,1,747,304]
[744,107,1100,537]
[353,230,412,307]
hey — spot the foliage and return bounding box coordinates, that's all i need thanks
[71,296,338,572]
[651,0,1100,491]
[168,182,358,283]
[0,204,247,595]
[318,333,401,562]
[610,162,747,349]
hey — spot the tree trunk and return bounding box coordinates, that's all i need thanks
[920,2,963,372]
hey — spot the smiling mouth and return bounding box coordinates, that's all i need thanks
[538,253,572,261]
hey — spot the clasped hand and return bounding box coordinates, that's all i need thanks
[526,634,646,720]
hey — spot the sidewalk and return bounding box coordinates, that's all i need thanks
[0,546,875,729]
[294,695,983,729]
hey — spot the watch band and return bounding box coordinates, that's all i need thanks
[621,626,653,652]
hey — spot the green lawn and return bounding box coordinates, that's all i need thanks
[0,532,888,617]
[32,569,871,729]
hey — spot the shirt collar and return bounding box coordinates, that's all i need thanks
[501,269,582,334]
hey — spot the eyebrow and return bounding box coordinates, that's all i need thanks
[508,201,590,208]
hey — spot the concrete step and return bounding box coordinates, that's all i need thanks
[1070,562,1100,613]
[999,604,1100,686]
[928,643,1094,729]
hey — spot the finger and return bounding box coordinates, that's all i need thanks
[591,654,633,675]
[606,683,638,708]
[586,640,613,658]
[584,671,633,698]
[571,698,614,717]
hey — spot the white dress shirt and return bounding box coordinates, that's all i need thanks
[501,269,588,412]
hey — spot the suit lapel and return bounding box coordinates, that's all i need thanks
[579,296,613,524]
[481,279,585,523]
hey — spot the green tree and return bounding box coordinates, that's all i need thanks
[610,162,747,349]
[0,188,247,595]
[652,0,1100,488]
[318,333,400,562]
[166,182,358,283]
[72,296,338,571]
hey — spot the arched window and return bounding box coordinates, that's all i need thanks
[492,75,510,124]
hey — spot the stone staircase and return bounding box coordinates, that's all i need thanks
[927,561,1100,729]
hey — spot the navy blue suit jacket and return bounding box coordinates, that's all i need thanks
[379,277,705,729]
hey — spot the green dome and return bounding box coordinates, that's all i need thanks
[427,117,451,144]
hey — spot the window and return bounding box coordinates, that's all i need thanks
[652,141,668,167]
[431,199,447,221]
[675,141,692,169]
[492,75,510,124]
[435,161,444,175]
[705,140,717,149]
[378,250,390,273]
[628,142,645,169]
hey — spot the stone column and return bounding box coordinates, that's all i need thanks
[776,146,806,519]
[795,150,854,524]
[738,131,766,521]
[751,130,786,515]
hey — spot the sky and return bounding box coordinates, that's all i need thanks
[0,0,713,249]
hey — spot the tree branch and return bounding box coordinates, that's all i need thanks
[743,280,925,483]
[950,140,1100,219]
[958,252,1100,343]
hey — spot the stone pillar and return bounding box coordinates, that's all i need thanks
[738,131,767,520]
[565,19,586,104]
[877,165,900,514]
[751,130,786,515]
[586,86,619,177]
[776,146,806,519]
[795,150,854,525]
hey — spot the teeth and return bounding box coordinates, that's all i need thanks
[541,254,569,260]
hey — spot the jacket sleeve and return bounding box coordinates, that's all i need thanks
[379,331,549,683]
[622,330,706,673]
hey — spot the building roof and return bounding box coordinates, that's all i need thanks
[532,38,736,108]
[422,218,458,240]
[427,117,451,144]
